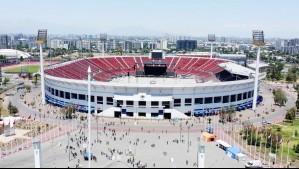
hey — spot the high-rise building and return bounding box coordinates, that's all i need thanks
[133,41,142,49]
[123,41,133,51]
[176,40,197,50]
[160,40,168,50]
[0,35,8,49]
[148,42,158,50]
[278,39,299,55]
[107,39,116,50]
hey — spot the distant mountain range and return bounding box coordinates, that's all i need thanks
[107,26,166,37]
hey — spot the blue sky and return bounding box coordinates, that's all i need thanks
[0,0,298,38]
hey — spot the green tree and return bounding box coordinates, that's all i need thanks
[273,89,288,106]
[32,78,38,87]
[25,85,31,92]
[3,78,10,86]
[295,144,299,153]
[286,71,297,83]
[285,107,297,121]
[87,53,94,58]
[8,102,18,115]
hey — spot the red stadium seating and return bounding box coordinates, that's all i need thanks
[45,56,229,82]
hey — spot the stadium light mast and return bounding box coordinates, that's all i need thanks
[100,34,107,57]
[36,29,48,105]
[252,30,265,113]
[208,34,216,59]
[87,66,92,168]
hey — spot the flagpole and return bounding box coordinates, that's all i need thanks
[280,138,284,168]
[246,123,249,154]
[250,125,253,159]
[268,133,273,168]
[275,136,278,168]
[259,128,262,161]
[264,130,268,164]
[286,138,290,168]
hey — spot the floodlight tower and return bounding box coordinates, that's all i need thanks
[252,30,265,112]
[100,34,107,57]
[36,29,48,105]
[208,34,216,59]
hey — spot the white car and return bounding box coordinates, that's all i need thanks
[245,160,262,168]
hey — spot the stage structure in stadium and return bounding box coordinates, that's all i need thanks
[43,50,265,120]
[252,30,265,113]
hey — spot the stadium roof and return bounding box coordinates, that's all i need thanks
[0,49,31,59]
[247,61,270,69]
[219,62,255,77]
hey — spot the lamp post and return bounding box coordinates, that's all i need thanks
[96,116,99,142]
[67,132,70,162]
[208,34,216,59]
[36,29,47,105]
[180,122,182,143]
[33,141,42,168]
[252,30,265,113]
[197,137,201,168]
[87,66,91,168]
[188,126,190,153]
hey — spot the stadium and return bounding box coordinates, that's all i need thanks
[44,51,265,119]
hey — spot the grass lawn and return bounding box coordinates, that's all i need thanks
[3,65,47,73]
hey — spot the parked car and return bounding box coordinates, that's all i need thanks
[245,160,262,168]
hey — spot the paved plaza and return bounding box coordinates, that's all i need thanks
[0,79,297,168]
[0,122,247,168]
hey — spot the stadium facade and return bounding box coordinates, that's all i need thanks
[44,53,265,119]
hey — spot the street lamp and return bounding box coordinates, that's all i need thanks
[252,30,265,113]
[197,137,201,168]
[96,116,99,142]
[67,132,70,162]
[180,122,182,143]
[187,126,190,153]
[208,34,216,59]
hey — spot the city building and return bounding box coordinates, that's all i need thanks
[123,41,133,51]
[0,35,8,49]
[176,40,197,51]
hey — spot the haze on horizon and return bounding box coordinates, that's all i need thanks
[0,0,298,38]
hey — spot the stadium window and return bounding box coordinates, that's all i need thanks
[71,93,78,100]
[60,91,64,98]
[126,101,134,106]
[51,88,55,95]
[174,99,181,107]
[231,95,236,102]
[151,101,159,107]
[238,94,242,101]
[185,98,192,106]
[91,96,95,102]
[162,101,170,109]
[243,92,247,100]
[252,90,254,97]
[205,97,213,104]
[79,94,86,101]
[248,91,252,98]
[97,96,103,104]
[55,90,59,97]
[117,100,123,108]
[214,96,222,103]
[139,101,146,107]
[223,96,229,103]
[65,92,70,100]
[195,98,203,105]
[107,97,113,105]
